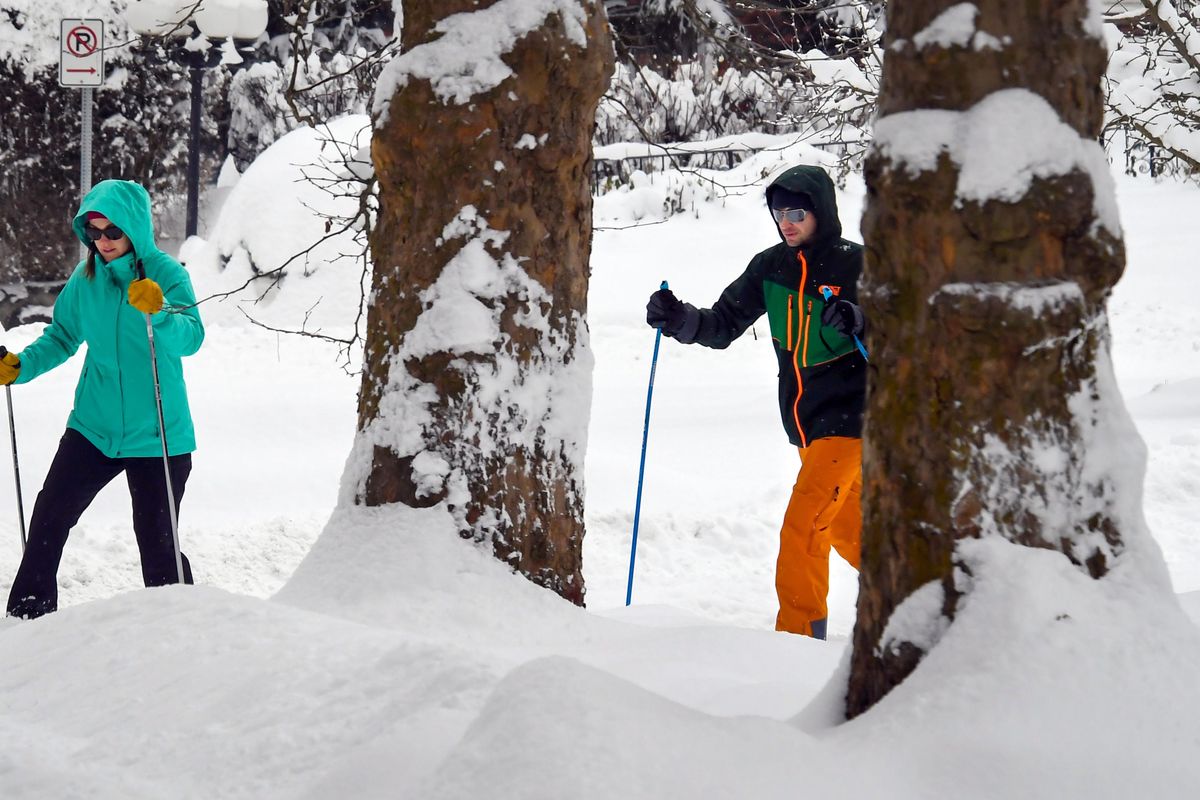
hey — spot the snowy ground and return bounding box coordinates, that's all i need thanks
[0,153,1198,796]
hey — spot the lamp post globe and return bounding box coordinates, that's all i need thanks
[125,0,268,238]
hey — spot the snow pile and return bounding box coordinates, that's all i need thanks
[373,0,589,119]
[3,504,1200,798]
[903,2,1007,52]
[873,89,1120,233]
[182,114,372,334]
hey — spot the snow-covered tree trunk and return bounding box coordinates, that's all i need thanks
[848,0,1135,717]
[353,1,613,604]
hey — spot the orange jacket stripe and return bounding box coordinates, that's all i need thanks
[792,251,808,448]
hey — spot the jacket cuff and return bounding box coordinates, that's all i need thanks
[673,303,701,344]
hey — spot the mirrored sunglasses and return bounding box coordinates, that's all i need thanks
[771,208,808,224]
[84,224,127,242]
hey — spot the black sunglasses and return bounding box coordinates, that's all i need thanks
[771,208,808,224]
[84,224,126,242]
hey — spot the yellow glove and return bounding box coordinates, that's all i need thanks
[129,278,164,315]
[0,349,20,386]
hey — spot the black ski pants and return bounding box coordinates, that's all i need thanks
[6,428,193,619]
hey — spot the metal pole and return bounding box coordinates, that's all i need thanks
[133,262,185,584]
[5,387,26,552]
[626,280,669,606]
[145,313,184,584]
[0,346,26,553]
[80,87,93,260]
[186,64,202,238]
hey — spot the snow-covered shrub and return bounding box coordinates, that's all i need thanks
[224,1,392,171]
[1104,3,1200,180]
[228,43,386,171]
[596,60,809,146]
[184,114,373,339]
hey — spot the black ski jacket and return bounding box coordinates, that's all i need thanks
[671,165,866,447]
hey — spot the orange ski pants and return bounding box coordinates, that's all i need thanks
[775,436,862,637]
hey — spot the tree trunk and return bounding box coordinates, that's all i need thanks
[354,2,613,605]
[848,1,1127,716]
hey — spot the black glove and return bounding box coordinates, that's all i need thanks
[646,288,696,338]
[820,297,865,339]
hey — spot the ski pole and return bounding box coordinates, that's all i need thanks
[627,280,669,606]
[821,287,869,360]
[0,347,26,552]
[134,263,185,585]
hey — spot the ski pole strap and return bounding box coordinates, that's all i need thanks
[820,286,869,361]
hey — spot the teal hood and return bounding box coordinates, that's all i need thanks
[72,179,161,275]
[16,180,205,457]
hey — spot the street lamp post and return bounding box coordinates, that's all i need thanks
[125,0,268,238]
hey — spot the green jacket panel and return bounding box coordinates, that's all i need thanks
[762,278,856,365]
[16,180,204,458]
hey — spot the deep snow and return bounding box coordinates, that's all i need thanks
[0,151,1198,796]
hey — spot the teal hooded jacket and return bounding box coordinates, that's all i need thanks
[16,180,204,458]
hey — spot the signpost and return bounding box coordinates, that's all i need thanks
[60,19,104,257]
[60,20,104,87]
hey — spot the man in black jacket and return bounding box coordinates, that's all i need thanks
[645,164,867,639]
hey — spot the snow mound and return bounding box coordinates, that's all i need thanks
[276,503,593,646]
[182,114,372,334]
[417,655,854,800]
[0,586,493,799]
[852,537,1200,798]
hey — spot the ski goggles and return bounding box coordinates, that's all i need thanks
[771,208,808,224]
[84,225,127,241]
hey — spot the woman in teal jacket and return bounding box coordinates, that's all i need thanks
[0,180,204,619]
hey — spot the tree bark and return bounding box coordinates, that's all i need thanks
[356,1,613,604]
[848,1,1127,716]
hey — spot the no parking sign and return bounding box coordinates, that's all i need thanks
[59,19,105,88]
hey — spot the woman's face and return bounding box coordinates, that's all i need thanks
[85,215,132,261]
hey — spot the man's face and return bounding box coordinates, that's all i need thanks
[775,207,818,248]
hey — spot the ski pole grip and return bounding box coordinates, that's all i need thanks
[660,280,668,290]
[135,259,147,281]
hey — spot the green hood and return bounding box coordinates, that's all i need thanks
[72,179,160,271]
[765,165,843,250]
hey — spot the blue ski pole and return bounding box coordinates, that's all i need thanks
[821,287,869,360]
[627,280,668,606]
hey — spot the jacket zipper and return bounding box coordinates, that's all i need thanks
[114,271,127,455]
[792,251,809,448]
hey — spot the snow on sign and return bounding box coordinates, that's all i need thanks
[59,19,105,88]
